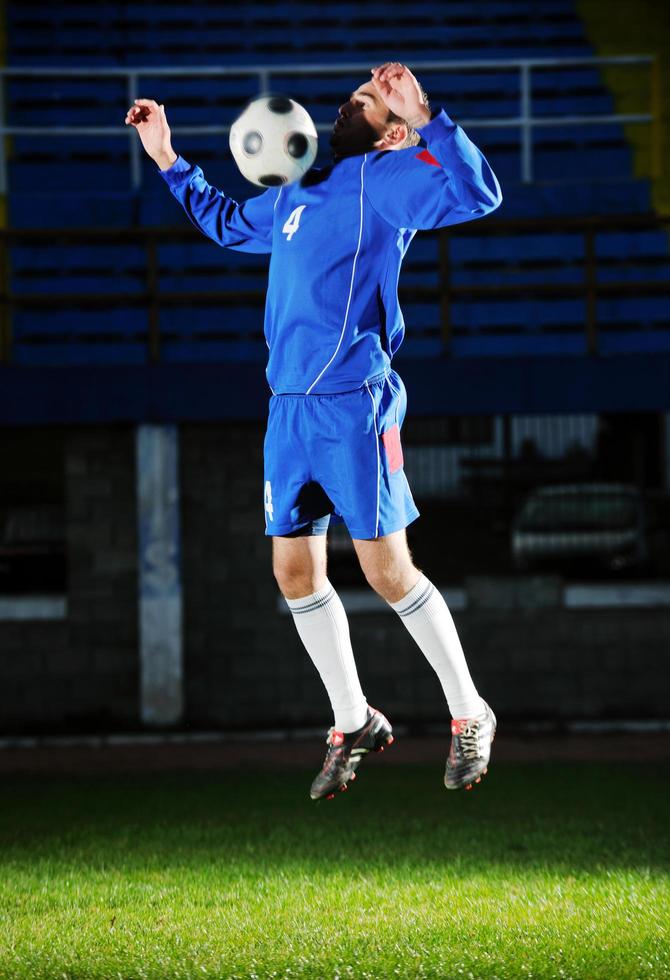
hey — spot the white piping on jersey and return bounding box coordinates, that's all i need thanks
[305,154,367,395]
[264,189,283,377]
[364,379,381,539]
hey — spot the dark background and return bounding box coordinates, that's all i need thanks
[1,0,669,734]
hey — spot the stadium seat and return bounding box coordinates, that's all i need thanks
[5,0,668,366]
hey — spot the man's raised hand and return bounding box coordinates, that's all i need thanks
[370,63,431,131]
[125,99,177,172]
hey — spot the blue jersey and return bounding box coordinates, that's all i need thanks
[160,109,502,395]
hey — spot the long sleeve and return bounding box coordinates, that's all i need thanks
[159,156,277,254]
[363,109,502,231]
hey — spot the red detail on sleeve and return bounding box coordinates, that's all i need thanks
[416,149,441,168]
[381,424,404,474]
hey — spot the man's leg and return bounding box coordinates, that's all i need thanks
[273,533,368,733]
[352,529,484,721]
[353,529,495,791]
[275,532,393,800]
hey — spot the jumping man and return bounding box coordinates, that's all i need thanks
[126,62,502,800]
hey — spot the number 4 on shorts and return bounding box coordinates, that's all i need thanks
[282,205,306,241]
[264,480,274,522]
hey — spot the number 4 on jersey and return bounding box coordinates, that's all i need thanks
[282,205,306,241]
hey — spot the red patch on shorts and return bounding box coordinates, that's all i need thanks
[381,424,404,474]
[416,149,441,168]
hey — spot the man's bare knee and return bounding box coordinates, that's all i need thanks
[272,535,328,600]
[273,563,325,599]
[363,561,418,602]
[352,530,420,603]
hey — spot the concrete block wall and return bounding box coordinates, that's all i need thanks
[1,420,669,733]
[179,422,287,728]
[65,427,139,729]
[0,620,70,730]
[178,425,670,729]
[0,426,139,733]
[348,607,670,724]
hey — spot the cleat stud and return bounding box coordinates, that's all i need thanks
[483,767,488,774]
[326,793,335,800]
[378,746,384,753]
[465,784,472,791]
[350,772,356,781]
[386,735,394,745]
[340,783,348,792]
[475,777,481,783]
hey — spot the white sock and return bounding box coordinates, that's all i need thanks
[286,582,368,733]
[390,574,484,720]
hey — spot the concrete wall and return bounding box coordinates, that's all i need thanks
[349,606,670,724]
[179,422,279,729]
[178,425,670,729]
[1,421,669,734]
[0,426,138,733]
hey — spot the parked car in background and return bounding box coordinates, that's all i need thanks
[511,483,668,576]
[0,505,66,593]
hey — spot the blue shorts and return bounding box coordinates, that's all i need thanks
[263,370,419,540]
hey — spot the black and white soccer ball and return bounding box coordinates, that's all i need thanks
[229,95,318,188]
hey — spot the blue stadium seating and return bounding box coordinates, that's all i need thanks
[4,0,669,370]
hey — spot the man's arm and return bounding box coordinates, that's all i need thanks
[366,65,502,230]
[370,61,432,132]
[125,98,178,171]
[125,98,275,253]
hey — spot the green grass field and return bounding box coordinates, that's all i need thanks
[1,760,669,979]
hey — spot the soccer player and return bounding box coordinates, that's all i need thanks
[126,62,501,800]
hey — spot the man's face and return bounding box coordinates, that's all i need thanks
[330,82,402,158]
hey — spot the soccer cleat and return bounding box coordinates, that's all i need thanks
[310,706,393,801]
[444,700,497,791]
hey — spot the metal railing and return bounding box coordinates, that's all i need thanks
[1,213,669,365]
[0,55,661,191]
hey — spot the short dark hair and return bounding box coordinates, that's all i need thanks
[387,83,430,148]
